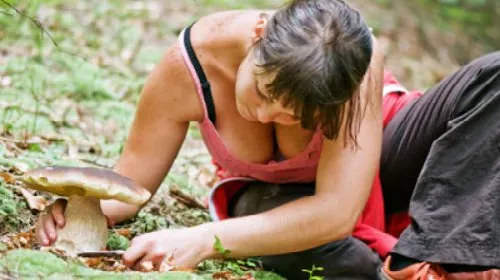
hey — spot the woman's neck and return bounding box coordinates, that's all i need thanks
[194,10,273,74]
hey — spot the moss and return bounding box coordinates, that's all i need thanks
[0,250,68,277]
[130,212,168,235]
[0,250,284,279]
[0,250,204,279]
[106,233,130,250]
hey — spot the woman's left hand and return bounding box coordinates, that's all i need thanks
[122,228,211,271]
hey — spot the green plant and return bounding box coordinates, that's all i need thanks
[0,183,17,217]
[130,212,168,235]
[213,235,231,258]
[302,265,324,280]
[210,236,263,275]
[106,232,130,250]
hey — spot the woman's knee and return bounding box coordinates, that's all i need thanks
[229,182,315,217]
[260,237,381,280]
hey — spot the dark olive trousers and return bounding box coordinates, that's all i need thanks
[229,182,381,280]
[381,52,500,268]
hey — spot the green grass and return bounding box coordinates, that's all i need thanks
[0,0,284,278]
[0,249,285,279]
[1,249,207,279]
[1,0,496,278]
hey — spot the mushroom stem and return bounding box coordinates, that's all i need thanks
[54,195,108,256]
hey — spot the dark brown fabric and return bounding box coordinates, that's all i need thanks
[381,52,500,267]
[230,182,381,280]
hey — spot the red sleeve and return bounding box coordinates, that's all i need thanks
[352,174,398,258]
[351,73,421,258]
[353,222,398,258]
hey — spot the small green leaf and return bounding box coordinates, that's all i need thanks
[227,261,243,274]
[314,267,324,271]
[213,235,231,257]
[245,260,257,267]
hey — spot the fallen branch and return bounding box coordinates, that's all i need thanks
[0,0,88,62]
[18,188,48,211]
[0,136,43,145]
[77,158,114,169]
[168,185,206,210]
[0,0,58,47]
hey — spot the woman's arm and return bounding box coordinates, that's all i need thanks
[197,39,384,259]
[101,44,204,224]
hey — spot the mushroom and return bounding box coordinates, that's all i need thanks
[22,166,151,256]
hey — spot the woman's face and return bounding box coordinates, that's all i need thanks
[234,52,300,126]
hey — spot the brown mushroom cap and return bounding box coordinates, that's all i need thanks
[22,166,151,205]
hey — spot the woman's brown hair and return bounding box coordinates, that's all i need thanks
[254,0,373,145]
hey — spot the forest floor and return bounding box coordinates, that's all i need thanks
[0,0,493,279]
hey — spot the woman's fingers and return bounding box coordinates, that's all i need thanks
[35,219,50,246]
[42,211,58,244]
[51,199,67,228]
[105,215,115,227]
[135,252,165,272]
[123,238,149,267]
[35,199,67,246]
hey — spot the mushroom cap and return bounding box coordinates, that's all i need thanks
[22,166,151,205]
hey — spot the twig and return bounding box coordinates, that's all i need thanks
[169,185,206,209]
[126,38,144,66]
[0,0,88,62]
[3,141,25,155]
[0,0,59,47]
[0,136,43,145]
[39,135,66,142]
[78,158,114,169]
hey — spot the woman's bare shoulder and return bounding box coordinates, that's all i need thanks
[192,9,274,44]
[143,9,276,123]
[138,42,205,123]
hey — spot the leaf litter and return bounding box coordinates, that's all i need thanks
[1,0,492,279]
[0,0,278,276]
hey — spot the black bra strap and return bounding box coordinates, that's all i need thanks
[184,24,217,124]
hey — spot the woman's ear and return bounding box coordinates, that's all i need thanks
[251,13,269,43]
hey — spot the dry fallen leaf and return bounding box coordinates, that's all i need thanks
[198,167,217,188]
[212,271,233,280]
[0,172,16,184]
[1,230,36,250]
[19,188,49,211]
[240,274,256,280]
[83,256,105,267]
[115,228,131,238]
[212,272,256,280]
[44,247,71,260]
[10,162,29,174]
[212,271,240,280]
[109,261,128,272]
[82,256,129,272]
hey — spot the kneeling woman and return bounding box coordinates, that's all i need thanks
[37,0,403,279]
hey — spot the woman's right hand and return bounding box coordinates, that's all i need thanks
[35,198,67,246]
